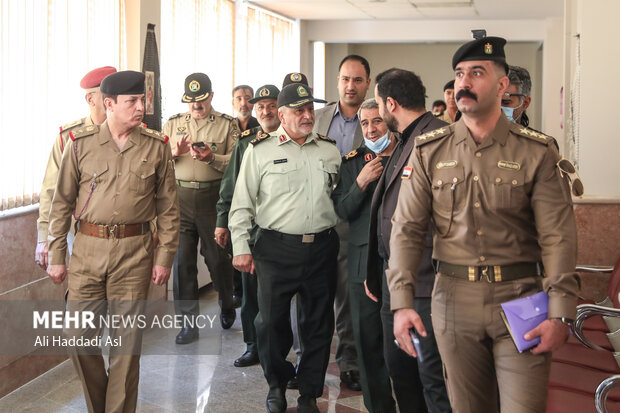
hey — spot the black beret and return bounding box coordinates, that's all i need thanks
[443,80,455,91]
[452,36,509,74]
[249,84,280,104]
[182,73,212,103]
[282,72,309,88]
[277,83,326,108]
[100,70,145,95]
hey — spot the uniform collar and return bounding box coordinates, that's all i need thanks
[274,126,317,146]
[454,111,511,147]
[97,121,142,150]
[98,121,111,145]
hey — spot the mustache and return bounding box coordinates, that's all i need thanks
[456,89,477,101]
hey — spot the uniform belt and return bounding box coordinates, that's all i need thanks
[261,228,333,244]
[437,262,541,282]
[78,221,150,239]
[176,179,220,189]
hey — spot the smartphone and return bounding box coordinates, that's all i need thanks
[191,141,206,149]
[409,329,424,362]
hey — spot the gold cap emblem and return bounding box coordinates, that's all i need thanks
[484,43,493,55]
[189,80,200,92]
[291,73,302,82]
[297,85,308,97]
[259,87,270,97]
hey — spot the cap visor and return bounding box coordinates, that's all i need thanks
[286,98,327,108]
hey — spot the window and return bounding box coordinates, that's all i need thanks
[0,0,126,211]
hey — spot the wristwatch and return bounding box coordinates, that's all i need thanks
[553,317,574,326]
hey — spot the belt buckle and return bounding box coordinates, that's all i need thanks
[191,181,200,189]
[108,224,118,239]
[301,234,315,243]
[481,266,492,283]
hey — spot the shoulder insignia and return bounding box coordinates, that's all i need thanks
[344,150,359,160]
[60,118,85,133]
[250,132,271,145]
[317,134,336,144]
[141,127,169,143]
[241,129,251,137]
[70,125,99,141]
[241,126,261,139]
[415,126,450,146]
[167,113,184,121]
[232,130,241,139]
[514,126,550,146]
[184,114,191,122]
[221,113,234,121]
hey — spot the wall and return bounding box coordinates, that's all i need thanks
[323,42,543,130]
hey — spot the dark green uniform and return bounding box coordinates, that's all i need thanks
[216,125,262,353]
[332,146,395,413]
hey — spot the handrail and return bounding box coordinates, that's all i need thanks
[574,304,620,350]
[595,375,620,413]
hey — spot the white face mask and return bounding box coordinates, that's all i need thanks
[364,132,390,153]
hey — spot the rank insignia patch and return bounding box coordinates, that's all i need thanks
[364,153,373,162]
[401,166,413,179]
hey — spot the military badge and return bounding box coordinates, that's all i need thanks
[401,166,413,179]
[177,126,186,133]
[209,114,215,122]
[497,160,521,171]
[484,43,493,55]
[364,153,373,162]
[86,125,95,132]
[232,130,240,139]
[211,144,217,151]
[189,80,200,92]
[279,134,287,143]
[259,87,270,97]
[297,85,309,97]
[436,160,458,169]
[274,159,287,164]
[141,157,147,163]
[291,73,302,82]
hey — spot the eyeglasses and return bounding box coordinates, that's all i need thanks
[501,92,525,107]
[557,158,584,197]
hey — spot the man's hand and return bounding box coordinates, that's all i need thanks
[525,318,570,354]
[214,227,229,249]
[172,134,191,157]
[233,254,255,274]
[364,279,378,303]
[47,264,67,284]
[393,308,427,357]
[35,241,49,270]
[152,265,171,286]
[190,145,215,163]
[356,156,383,191]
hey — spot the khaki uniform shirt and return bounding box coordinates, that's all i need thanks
[162,110,239,182]
[47,122,180,268]
[37,116,93,242]
[436,111,454,125]
[387,115,579,319]
[229,126,342,256]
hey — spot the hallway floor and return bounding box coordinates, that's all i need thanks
[0,286,368,412]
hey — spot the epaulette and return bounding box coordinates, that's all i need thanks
[250,131,270,145]
[141,127,169,144]
[344,150,359,160]
[241,126,261,139]
[168,113,185,120]
[513,125,550,146]
[69,124,99,141]
[415,126,451,146]
[317,134,336,144]
[221,113,234,121]
[60,118,85,133]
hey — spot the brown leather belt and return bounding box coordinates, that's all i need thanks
[79,221,150,239]
[437,262,541,282]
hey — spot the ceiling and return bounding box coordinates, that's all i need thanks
[246,0,564,21]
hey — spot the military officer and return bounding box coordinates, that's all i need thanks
[215,84,281,368]
[35,66,117,269]
[387,37,580,412]
[436,80,457,124]
[163,72,239,344]
[332,98,397,413]
[232,84,260,132]
[46,70,180,413]
[229,83,340,413]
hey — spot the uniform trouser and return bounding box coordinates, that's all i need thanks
[349,277,395,413]
[253,229,339,398]
[334,221,358,373]
[233,268,243,297]
[291,294,303,365]
[174,185,233,316]
[241,268,258,353]
[381,264,428,413]
[432,273,551,413]
[64,231,153,413]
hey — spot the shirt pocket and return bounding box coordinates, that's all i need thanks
[490,169,527,210]
[129,163,156,195]
[431,166,465,214]
[81,161,109,191]
[263,161,299,196]
[317,161,339,192]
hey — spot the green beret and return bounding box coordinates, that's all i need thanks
[100,71,145,95]
[452,36,508,74]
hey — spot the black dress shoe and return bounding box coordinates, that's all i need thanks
[286,375,299,389]
[232,293,242,308]
[220,309,236,329]
[175,327,198,344]
[234,350,259,367]
[297,395,319,413]
[266,387,287,413]
[340,370,362,391]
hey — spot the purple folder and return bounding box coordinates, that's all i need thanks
[500,291,549,352]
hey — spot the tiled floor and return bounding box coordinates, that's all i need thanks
[0,286,368,412]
